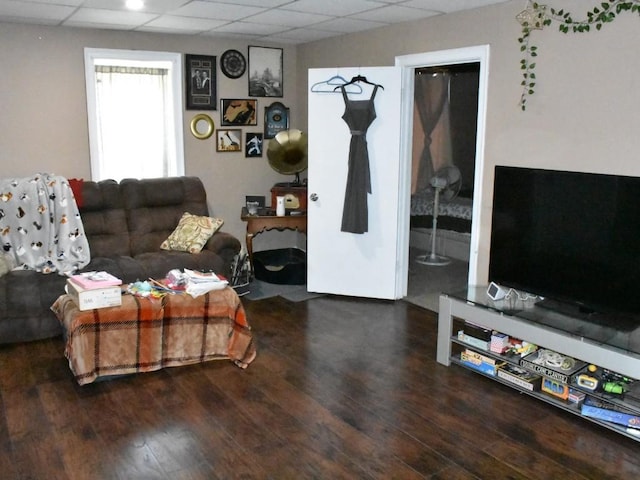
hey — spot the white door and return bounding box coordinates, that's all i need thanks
[307,67,404,299]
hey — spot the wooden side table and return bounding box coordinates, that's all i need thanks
[240,207,307,269]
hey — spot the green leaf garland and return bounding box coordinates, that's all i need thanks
[518,0,640,110]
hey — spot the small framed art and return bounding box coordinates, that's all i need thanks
[245,132,263,158]
[264,102,289,139]
[185,54,217,110]
[216,129,242,152]
[221,99,257,126]
[248,46,283,97]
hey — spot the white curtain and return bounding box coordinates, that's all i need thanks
[94,65,176,181]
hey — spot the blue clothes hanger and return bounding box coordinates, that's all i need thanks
[311,74,363,93]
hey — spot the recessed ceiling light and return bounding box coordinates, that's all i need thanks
[126,0,144,10]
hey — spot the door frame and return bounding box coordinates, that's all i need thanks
[395,45,490,288]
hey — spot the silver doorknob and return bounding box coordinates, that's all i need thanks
[310,193,318,202]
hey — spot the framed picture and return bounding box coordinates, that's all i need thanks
[221,99,257,126]
[264,102,289,139]
[216,129,242,152]
[248,46,283,97]
[245,132,263,157]
[185,54,217,110]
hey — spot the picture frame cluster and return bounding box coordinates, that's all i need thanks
[186,46,286,158]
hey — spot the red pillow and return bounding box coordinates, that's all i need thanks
[68,178,84,208]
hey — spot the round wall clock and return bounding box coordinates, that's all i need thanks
[220,49,246,79]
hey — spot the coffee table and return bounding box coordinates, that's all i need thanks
[51,286,256,385]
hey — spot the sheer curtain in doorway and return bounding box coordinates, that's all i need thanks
[411,71,453,194]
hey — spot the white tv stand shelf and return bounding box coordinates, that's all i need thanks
[437,287,640,441]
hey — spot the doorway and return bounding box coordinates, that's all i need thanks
[408,63,479,311]
[395,45,490,309]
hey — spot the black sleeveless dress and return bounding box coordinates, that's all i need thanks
[340,85,379,234]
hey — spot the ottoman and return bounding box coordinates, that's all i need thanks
[51,287,256,385]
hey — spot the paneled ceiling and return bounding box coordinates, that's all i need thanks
[0,0,512,44]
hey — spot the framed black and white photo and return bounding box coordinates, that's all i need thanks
[216,129,242,152]
[245,132,263,158]
[185,54,216,110]
[221,99,257,126]
[248,46,283,97]
[264,102,289,139]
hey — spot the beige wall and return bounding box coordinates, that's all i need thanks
[296,0,640,284]
[0,22,298,243]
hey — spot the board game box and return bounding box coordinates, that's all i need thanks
[519,349,587,384]
[497,364,542,391]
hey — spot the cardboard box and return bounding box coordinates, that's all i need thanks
[581,404,640,428]
[460,350,504,376]
[519,349,586,384]
[497,364,542,391]
[457,330,490,351]
[66,280,122,311]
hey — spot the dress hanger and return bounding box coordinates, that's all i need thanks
[334,74,384,91]
[311,74,363,93]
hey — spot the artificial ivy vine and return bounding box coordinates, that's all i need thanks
[518,0,640,110]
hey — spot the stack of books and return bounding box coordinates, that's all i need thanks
[66,271,123,311]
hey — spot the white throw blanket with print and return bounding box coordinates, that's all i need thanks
[0,173,90,275]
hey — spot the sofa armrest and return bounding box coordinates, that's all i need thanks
[204,231,241,278]
[205,231,241,255]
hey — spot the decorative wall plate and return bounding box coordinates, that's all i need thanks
[220,49,246,79]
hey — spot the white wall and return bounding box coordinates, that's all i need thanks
[296,0,640,284]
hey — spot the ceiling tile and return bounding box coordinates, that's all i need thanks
[402,0,509,14]
[283,0,377,16]
[275,27,343,42]
[352,4,440,23]
[314,16,386,33]
[171,1,264,20]
[63,8,157,27]
[81,0,190,13]
[245,9,332,28]
[212,21,288,36]
[140,15,227,33]
[14,0,82,5]
[0,0,75,22]
[202,0,291,7]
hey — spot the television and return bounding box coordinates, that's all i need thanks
[489,166,640,320]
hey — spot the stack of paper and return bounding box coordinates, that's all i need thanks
[183,269,228,297]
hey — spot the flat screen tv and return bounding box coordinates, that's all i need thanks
[489,166,640,318]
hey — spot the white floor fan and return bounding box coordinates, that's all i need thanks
[416,165,462,266]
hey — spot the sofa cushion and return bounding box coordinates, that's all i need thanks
[79,180,131,257]
[121,177,211,257]
[160,212,223,254]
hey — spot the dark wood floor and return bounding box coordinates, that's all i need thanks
[1,295,638,479]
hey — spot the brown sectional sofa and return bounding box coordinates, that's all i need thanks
[0,176,240,344]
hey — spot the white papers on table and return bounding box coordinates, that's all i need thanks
[183,269,228,297]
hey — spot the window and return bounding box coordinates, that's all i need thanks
[84,48,184,181]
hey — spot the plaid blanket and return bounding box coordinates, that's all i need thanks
[51,287,256,385]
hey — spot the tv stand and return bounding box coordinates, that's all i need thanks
[535,298,640,332]
[437,287,640,442]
